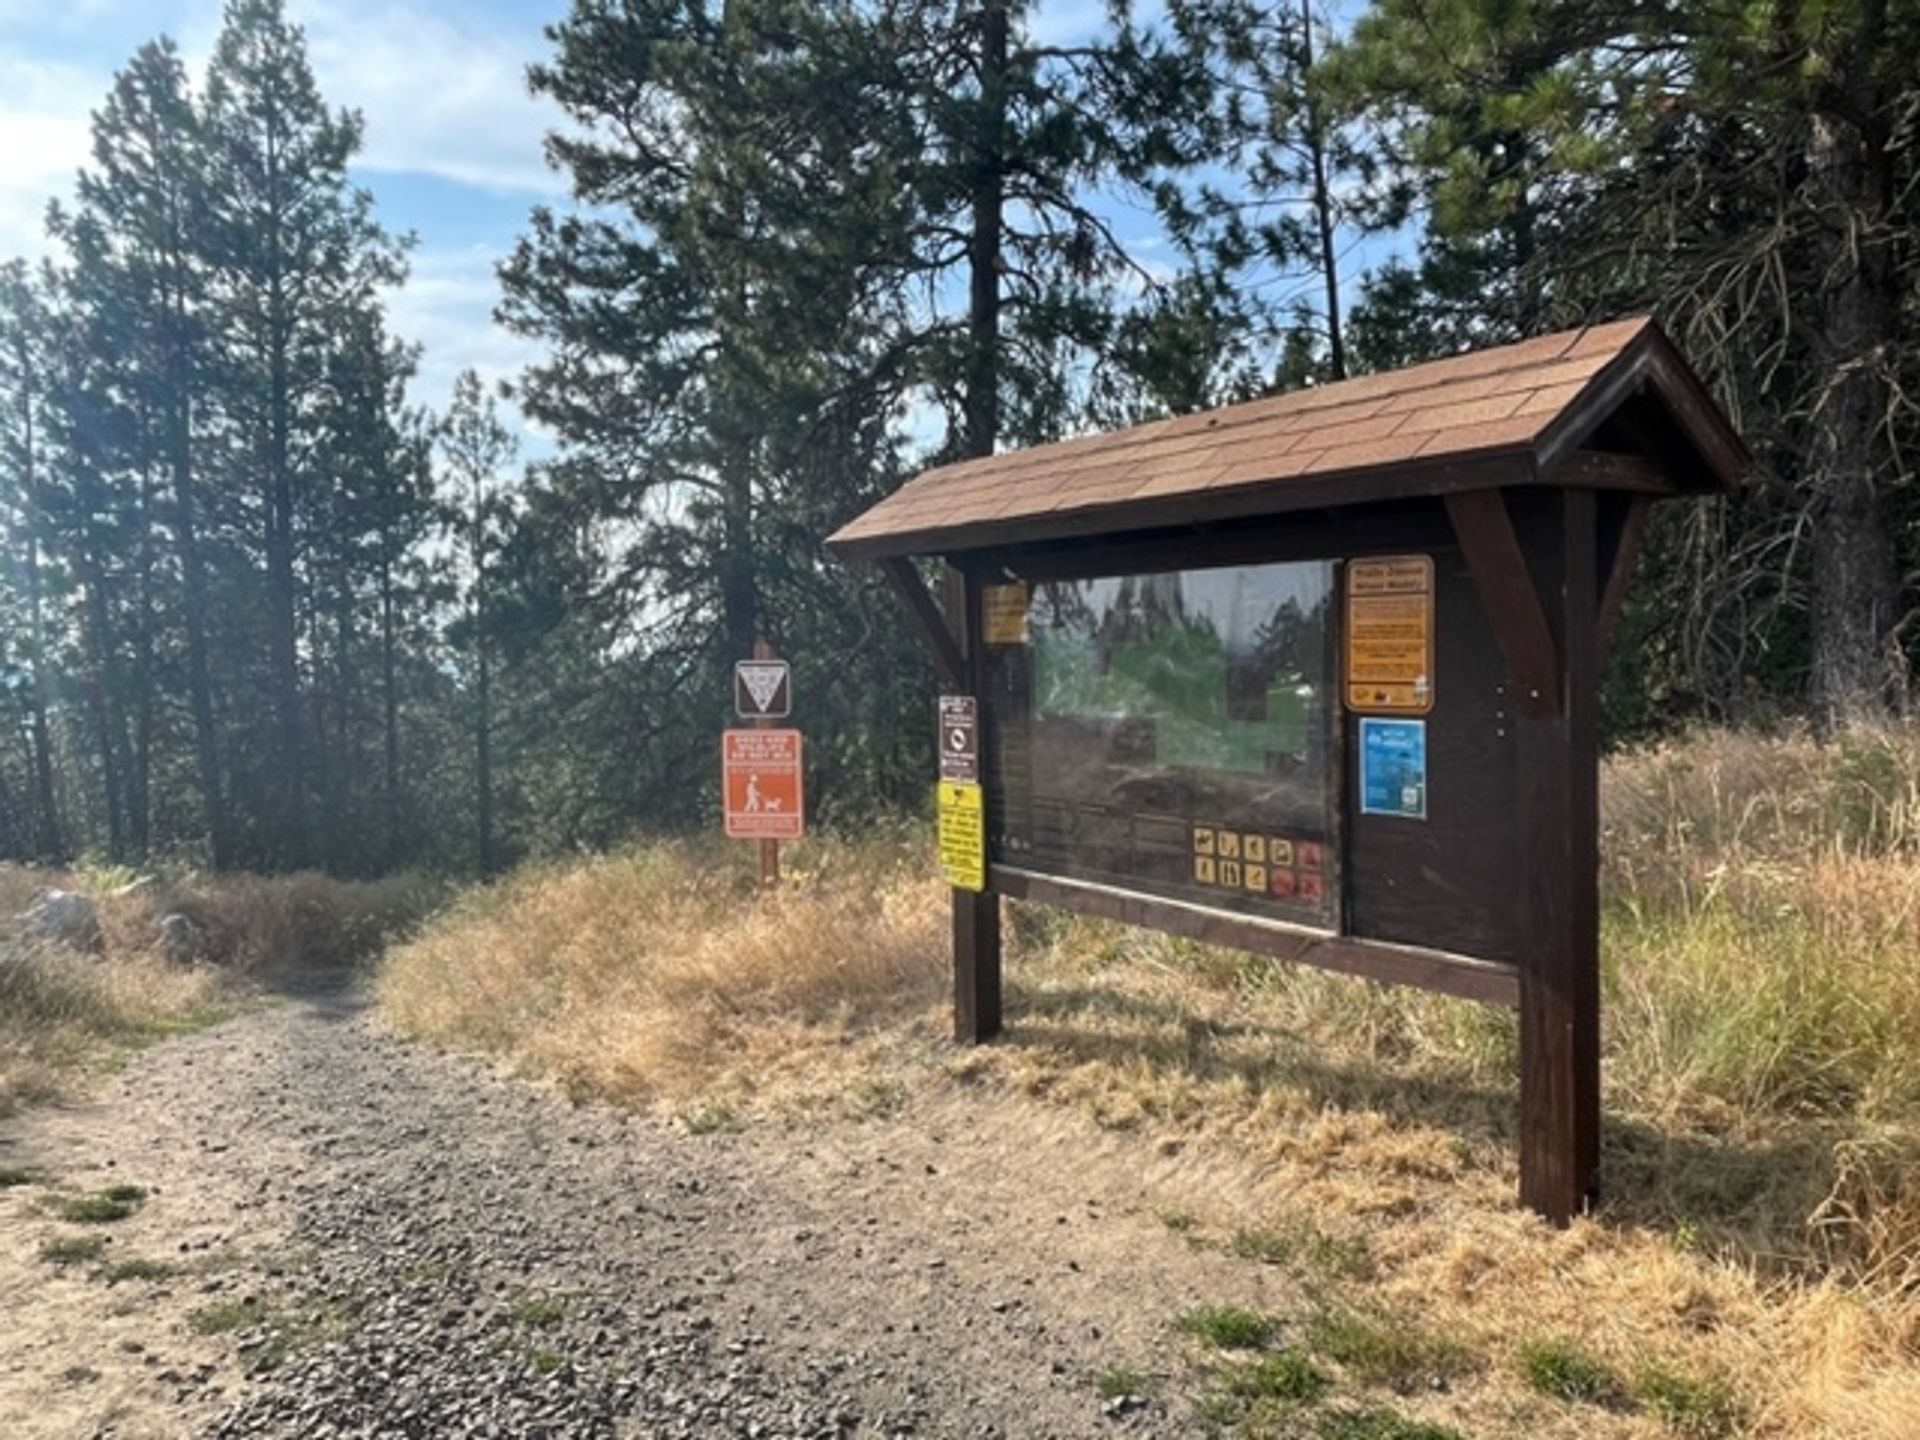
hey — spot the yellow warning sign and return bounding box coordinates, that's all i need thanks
[937,780,987,892]
[982,582,1030,646]
[1346,555,1434,713]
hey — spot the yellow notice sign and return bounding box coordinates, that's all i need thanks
[1346,555,1434,713]
[937,780,987,892]
[982,581,1030,646]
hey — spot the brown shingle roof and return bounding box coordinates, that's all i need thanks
[827,317,1747,561]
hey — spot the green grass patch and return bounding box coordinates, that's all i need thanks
[0,1165,45,1188]
[1093,1365,1159,1401]
[1633,1364,1742,1437]
[1316,1406,1468,1440]
[1307,1311,1474,1390]
[1222,1350,1330,1405]
[529,1348,567,1377]
[1157,1207,1200,1233]
[54,1184,146,1223]
[1231,1221,1371,1278]
[509,1294,568,1328]
[1519,1336,1626,1407]
[41,1234,107,1266]
[188,1298,262,1336]
[101,1257,177,1284]
[1176,1304,1281,1350]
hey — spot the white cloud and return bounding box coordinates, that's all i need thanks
[384,244,543,431]
[296,0,566,197]
[0,57,97,259]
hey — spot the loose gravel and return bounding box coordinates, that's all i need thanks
[2,991,1289,1439]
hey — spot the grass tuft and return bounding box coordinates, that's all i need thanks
[1221,1350,1329,1405]
[1176,1304,1281,1351]
[1315,1407,1467,1440]
[1518,1336,1626,1407]
[100,1257,177,1284]
[1093,1365,1158,1401]
[509,1295,567,1329]
[1231,1220,1371,1278]
[1306,1311,1473,1391]
[1632,1364,1742,1437]
[54,1185,146,1223]
[0,1165,44,1188]
[188,1298,261,1335]
[41,1235,107,1266]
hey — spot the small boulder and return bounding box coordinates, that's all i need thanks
[21,889,103,953]
[157,912,208,965]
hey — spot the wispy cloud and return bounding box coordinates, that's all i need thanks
[299,0,565,197]
[0,56,97,259]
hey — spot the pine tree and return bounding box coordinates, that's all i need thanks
[201,0,408,865]
[437,371,517,876]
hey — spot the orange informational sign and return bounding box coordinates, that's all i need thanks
[1345,555,1435,713]
[723,729,804,840]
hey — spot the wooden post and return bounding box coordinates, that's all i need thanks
[1513,488,1601,1222]
[753,637,781,888]
[947,566,1002,1043]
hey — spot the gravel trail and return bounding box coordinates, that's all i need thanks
[2,991,1286,1439]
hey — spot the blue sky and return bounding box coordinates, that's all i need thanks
[1,1,1385,445]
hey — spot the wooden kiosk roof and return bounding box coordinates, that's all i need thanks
[827,317,1746,561]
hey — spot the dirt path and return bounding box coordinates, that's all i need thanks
[2,992,1289,1439]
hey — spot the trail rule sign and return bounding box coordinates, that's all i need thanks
[723,729,804,839]
[734,659,792,719]
[938,695,978,783]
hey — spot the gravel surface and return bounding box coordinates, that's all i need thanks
[2,990,1288,1439]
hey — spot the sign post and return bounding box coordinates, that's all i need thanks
[726,641,801,885]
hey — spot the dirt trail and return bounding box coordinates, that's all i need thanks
[2,992,1287,1439]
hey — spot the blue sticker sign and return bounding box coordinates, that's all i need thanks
[1359,718,1427,820]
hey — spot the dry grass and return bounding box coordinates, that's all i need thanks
[1,863,443,1114]
[376,827,949,1118]
[375,729,1920,1438]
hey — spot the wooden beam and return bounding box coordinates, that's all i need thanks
[1513,487,1602,1224]
[1597,494,1652,662]
[1553,451,1671,494]
[947,567,1002,1043]
[880,556,966,690]
[990,867,1520,1008]
[1444,489,1561,718]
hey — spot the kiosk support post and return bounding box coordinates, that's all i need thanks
[1514,488,1602,1223]
[946,566,1002,1043]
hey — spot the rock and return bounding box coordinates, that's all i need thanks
[157,912,208,964]
[21,888,102,953]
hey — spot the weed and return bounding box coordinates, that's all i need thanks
[1315,1407,1467,1440]
[101,1257,176,1284]
[1633,1364,1742,1437]
[1222,1350,1330,1405]
[41,1235,107,1266]
[529,1349,567,1377]
[1307,1311,1473,1391]
[188,1298,261,1335]
[1519,1337,1625,1408]
[681,1104,743,1135]
[510,1295,567,1329]
[1176,1304,1280,1350]
[1157,1208,1199,1233]
[1093,1365,1158,1401]
[54,1185,145,1223]
[0,1165,44,1188]
[1232,1221,1371,1278]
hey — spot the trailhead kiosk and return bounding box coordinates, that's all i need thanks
[828,318,1746,1223]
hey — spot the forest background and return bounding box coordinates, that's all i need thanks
[2,0,1916,876]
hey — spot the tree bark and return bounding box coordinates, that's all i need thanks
[1806,50,1905,725]
[963,0,1009,460]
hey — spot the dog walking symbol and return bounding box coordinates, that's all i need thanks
[723,729,803,840]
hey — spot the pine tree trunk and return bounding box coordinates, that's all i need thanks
[1300,0,1345,381]
[963,0,1009,460]
[267,307,308,866]
[15,345,64,860]
[172,401,231,870]
[380,555,401,871]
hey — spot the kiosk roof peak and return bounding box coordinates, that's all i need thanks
[828,316,1746,561]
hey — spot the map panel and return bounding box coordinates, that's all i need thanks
[983,560,1339,929]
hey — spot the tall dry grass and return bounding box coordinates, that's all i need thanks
[376,729,1920,1437]
[1,864,444,1114]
